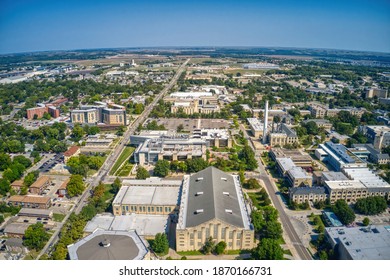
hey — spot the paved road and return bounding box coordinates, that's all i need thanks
[74,58,190,214]
[239,124,312,260]
[36,59,190,259]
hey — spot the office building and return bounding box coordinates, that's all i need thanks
[325,226,390,260]
[112,178,182,216]
[289,187,328,204]
[361,125,390,149]
[192,128,232,148]
[351,144,390,164]
[176,167,254,251]
[247,118,263,138]
[134,136,207,166]
[365,88,388,99]
[317,142,367,171]
[268,123,299,147]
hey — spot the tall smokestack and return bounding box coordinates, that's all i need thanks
[263,100,269,144]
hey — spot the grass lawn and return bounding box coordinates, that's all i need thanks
[109,146,135,175]
[225,249,251,255]
[53,213,66,222]
[103,184,115,203]
[115,162,133,177]
[24,250,39,260]
[177,250,203,256]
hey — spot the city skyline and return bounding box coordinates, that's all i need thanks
[0,0,389,54]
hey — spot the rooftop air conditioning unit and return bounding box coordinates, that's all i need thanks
[225,209,233,214]
[196,192,204,196]
[195,209,204,214]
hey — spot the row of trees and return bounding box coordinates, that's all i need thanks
[51,179,121,259]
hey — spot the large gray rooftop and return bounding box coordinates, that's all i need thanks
[68,229,148,260]
[180,166,251,229]
[326,225,390,260]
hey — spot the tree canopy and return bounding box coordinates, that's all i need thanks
[23,223,50,250]
[251,238,284,260]
[66,174,85,197]
[333,200,356,225]
[354,196,387,215]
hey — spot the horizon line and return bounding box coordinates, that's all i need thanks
[1,45,390,57]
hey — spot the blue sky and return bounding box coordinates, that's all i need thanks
[0,0,389,54]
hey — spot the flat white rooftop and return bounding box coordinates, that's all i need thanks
[113,185,180,206]
[84,213,169,237]
[325,180,366,190]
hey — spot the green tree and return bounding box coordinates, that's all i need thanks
[362,217,370,226]
[111,177,122,194]
[186,158,208,173]
[151,233,169,255]
[333,200,355,225]
[12,155,32,168]
[177,124,184,132]
[71,124,84,141]
[355,196,387,215]
[0,215,4,225]
[251,238,283,260]
[240,145,258,170]
[154,160,170,177]
[51,243,68,260]
[202,236,215,254]
[66,174,85,197]
[134,103,144,114]
[0,178,11,196]
[0,153,11,171]
[23,223,50,250]
[214,241,227,255]
[244,178,261,189]
[136,166,150,179]
[264,220,283,239]
[23,171,39,187]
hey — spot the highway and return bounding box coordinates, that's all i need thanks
[240,124,312,260]
[36,59,189,259]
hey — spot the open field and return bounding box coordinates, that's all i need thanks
[109,146,135,175]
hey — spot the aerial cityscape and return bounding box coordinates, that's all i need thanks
[0,0,389,262]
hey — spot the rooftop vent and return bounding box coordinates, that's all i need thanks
[221,177,227,181]
[195,209,204,214]
[100,239,111,248]
[195,191,204,196]
[196,177,204,182]
[225,209,233,214]
[223,192,230,196]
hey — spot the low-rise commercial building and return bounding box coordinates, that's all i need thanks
[112,178,182,216]
[361,125,390,149]
[247,118,263,138]
[134,136,207,166]
[176,167,254,252]
[289,187,328,204]
[351,144,390,164]
[324,180,368,203]
[326,226,390,260]
[268,124,299,147]
[192,128,232,148]
[4,223,30,238]
[286,166,313,187]
[84,213,169,239]
[317,142,367,171]
[270,148,312,168]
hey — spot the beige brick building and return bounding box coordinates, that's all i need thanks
[176,167,254,252]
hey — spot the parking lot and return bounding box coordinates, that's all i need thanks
[39,154,63,173]
[152,118,231,132]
